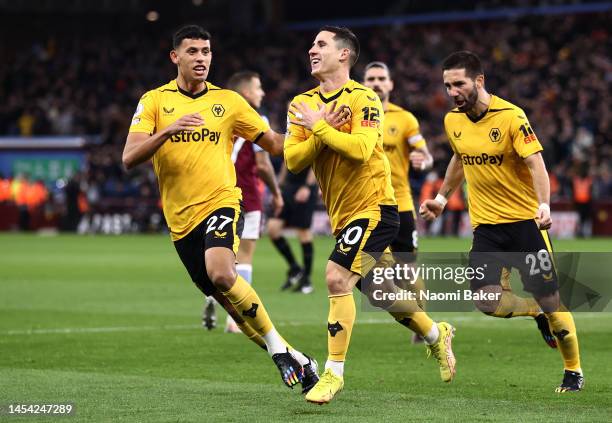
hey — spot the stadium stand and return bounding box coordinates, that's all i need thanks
[0,6,609,234]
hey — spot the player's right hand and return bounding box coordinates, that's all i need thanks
[325,101,351,129]
[419,199,444,221]
[165,113,204,136]
[536,203,552,230]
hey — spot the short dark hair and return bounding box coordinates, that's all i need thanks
[227,71,260,91]
[442,51,484,79]
[172,25,211,49]
[364,61,391,77]
[320,25,360,67]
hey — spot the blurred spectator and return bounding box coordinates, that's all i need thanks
[593,163,612,200]
[0,10,610,233]
[0,174,11,203]
[61,174,82,231]
[572,163,593,237]
[420,172,466,236]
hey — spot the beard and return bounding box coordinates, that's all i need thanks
[373,88,388,102]
[458,86,478,112]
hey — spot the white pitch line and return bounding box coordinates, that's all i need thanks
[0,313,604,336]
[1,324,198,336]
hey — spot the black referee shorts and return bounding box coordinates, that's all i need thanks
[278,183,316,229]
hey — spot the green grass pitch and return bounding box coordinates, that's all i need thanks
[1,234,611,422]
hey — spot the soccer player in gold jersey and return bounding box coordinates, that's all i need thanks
[364,61,433,343]
[122,25,318,393]
[285,26,456,404]
[420,51,583,392]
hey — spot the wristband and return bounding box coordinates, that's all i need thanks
[538,203,550,212]
[434,194,448,208]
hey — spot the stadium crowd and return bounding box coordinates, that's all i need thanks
[0,12,610,232]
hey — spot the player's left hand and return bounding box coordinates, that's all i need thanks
[289,102,325,130]
[271,192,284,217]
[536,204,552,230]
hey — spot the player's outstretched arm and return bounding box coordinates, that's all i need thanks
[419,153,464,221]
[256,130,284,156]
[122,113,204,170]
[524,152,552,229]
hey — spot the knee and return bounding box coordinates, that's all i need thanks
[474,299,498,314]
[267,220,282,239]
[472,287,501,314]
[326,268,351,295]
[535,292,560,313]
[208,267,237,292]
[297,229,312,243]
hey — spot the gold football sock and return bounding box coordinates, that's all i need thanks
[546,308,581,372]
[488,267,540,318]
[384,285,434,337]
[222,275,273,335]
[390,310,434,337]
[490,290,542,318]
[235,320,267,350]
[411,277,427,310]
[327,293,356,362]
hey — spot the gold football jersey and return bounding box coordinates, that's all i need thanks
[285,79,396,234]
[129,80,269,240]
[444,95,543,227]
[383,103,426,212]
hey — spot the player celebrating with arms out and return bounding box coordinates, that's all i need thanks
[420,51,583,392]
[123,25,317,393]
[285,26,456,405]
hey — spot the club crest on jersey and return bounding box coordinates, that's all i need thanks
[388,125,398,136]
[212,104,225,117]
[489,128,502,143]
[163,106,175,114]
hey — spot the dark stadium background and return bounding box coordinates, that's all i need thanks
[1,2,611,421]
[0,0,609,237]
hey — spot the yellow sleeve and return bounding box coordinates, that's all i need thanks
[284,108,324,173]
[311,91,382,162]
[233,94,270,142]
[510,110,543,158]
[129,92,157,135]
[404,112,426,149]
[443,115,458,154]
